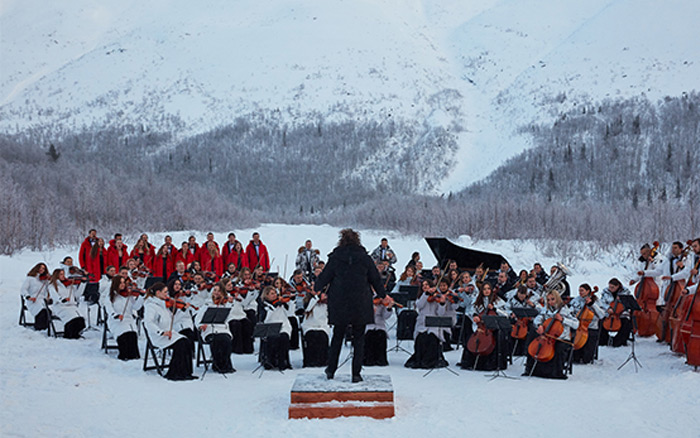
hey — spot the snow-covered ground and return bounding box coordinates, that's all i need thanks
[1,224,698,437]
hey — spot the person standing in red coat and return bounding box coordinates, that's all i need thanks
[107,234,130,269]
[199,241,224,279]
[79,229,98,268]
[86,238,107,281]
[226,240,248,271]
[178,241,196,268]
[221,233,239,262]
[130,237,153,270]
[246,232,270,272]
[196,232,219,265]
[153,243,177,280]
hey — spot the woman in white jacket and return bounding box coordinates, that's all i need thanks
[144,282,196,381]
[301,289,330,367]
[222,277,257,354]
[404,280,450,369]
[363,295,394,366]
[48,269,86,339]
[195,284,235,374]
[107,275,143,360]
[20,263,51,330]
[259,286,292,370]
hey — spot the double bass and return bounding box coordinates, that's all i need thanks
[634,242,660,337]
[671,254,700,354]
[657,241,691,342]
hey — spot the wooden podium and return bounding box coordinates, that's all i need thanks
[289,374,395,419]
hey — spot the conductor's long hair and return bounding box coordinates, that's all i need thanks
[338,228,361,247]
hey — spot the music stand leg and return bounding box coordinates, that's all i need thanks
[487,331,517,381]
[422,339,459,377]
[617,333,643,372]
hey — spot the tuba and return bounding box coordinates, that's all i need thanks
[543,263,571,295]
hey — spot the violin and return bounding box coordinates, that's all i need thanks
[165,297,199,311]
[573,286,598,350]
[239,279,260,291]
[527,307,565,363]
[118,288,146,298]
[373,296,404,308]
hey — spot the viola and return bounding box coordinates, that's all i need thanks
[573,287,598,350]
[528,309,565,363]
[373,296,404,308]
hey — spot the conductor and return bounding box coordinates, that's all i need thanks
[314,228,386,383]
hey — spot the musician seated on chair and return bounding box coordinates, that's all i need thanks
[20,263,51,331]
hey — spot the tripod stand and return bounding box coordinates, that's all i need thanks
[423,316,459,377]
[617,295,643,372]
[482,316,517,381]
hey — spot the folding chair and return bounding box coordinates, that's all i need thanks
[142,323,171,376]
[45,300,64,338]
[101,317,120,354]
[19,296,34,327]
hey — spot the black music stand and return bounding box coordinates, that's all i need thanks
[423,316,459,377]
[399,285,419,308]
[617,295,643,372]
[482,315,518,381]
[83,282,101,330]
[252,322,283,378]
[387,293,412,355]
[199,308,232,380]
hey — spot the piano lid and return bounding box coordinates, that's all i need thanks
[424,237,509,272]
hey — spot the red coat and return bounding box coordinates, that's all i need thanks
[130,247,153,271]
[196,241,219,265]
[86,249,107,281]
[226,250,248,270]
[221,241,238,260]
[199,251,224,278]
[79,237,95,268]
[246,240,270,271]
[152,253,177,280]
[178,250,195,268]
[106,241,130,269]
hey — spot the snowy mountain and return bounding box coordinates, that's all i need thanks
[1,0,699,192]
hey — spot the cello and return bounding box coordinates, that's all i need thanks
[466,291,498,363]
[573,286,598,351]
[601,295,624,332]
[527,307,564,363]
[633,241,660,337]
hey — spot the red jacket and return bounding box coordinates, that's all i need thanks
[178,250,195,268]
[106,240,130,269]
[199,250,224,278]
[221,240,238,260]
[246,240,270,271]
[152,252,177,280]
[226,249,248,270]
[85,249,107,281]
[79,237,95,268]
[196,240,219,265]
[130,247,153,271]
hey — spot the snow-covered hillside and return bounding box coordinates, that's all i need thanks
[1,224,698,437]
[1,0,698,190]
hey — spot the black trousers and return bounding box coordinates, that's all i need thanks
[262,333,291,370]
[34,309,49,331]
[229,318,254,354]
[288,316,300,350]
[303,330,329,367]
[327,323,365,378]
[117,331,140,361]
[599,318,632,347]
[63,317,85,339]
[205,333,234,373]
[165,337,194,380]
[363,329,388,366]
[573,329,600,364]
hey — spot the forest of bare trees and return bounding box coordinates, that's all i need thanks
[1,93,697,255]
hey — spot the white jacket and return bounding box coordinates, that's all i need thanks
[262,301,292,337]
[144,298,183,349]
[302,295,330,335]
[534,305,579,341]
[366,303,392,334]
[20,276,49,317]
[413,294,449,341]
[49,281,84,323]
[107,293,144,338]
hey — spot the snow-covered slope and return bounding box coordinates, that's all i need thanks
[1,0,698,190]
[1,224,698,437]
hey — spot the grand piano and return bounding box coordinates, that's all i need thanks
[424,237,509,273]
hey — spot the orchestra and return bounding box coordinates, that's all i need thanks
[15,232,700,382]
